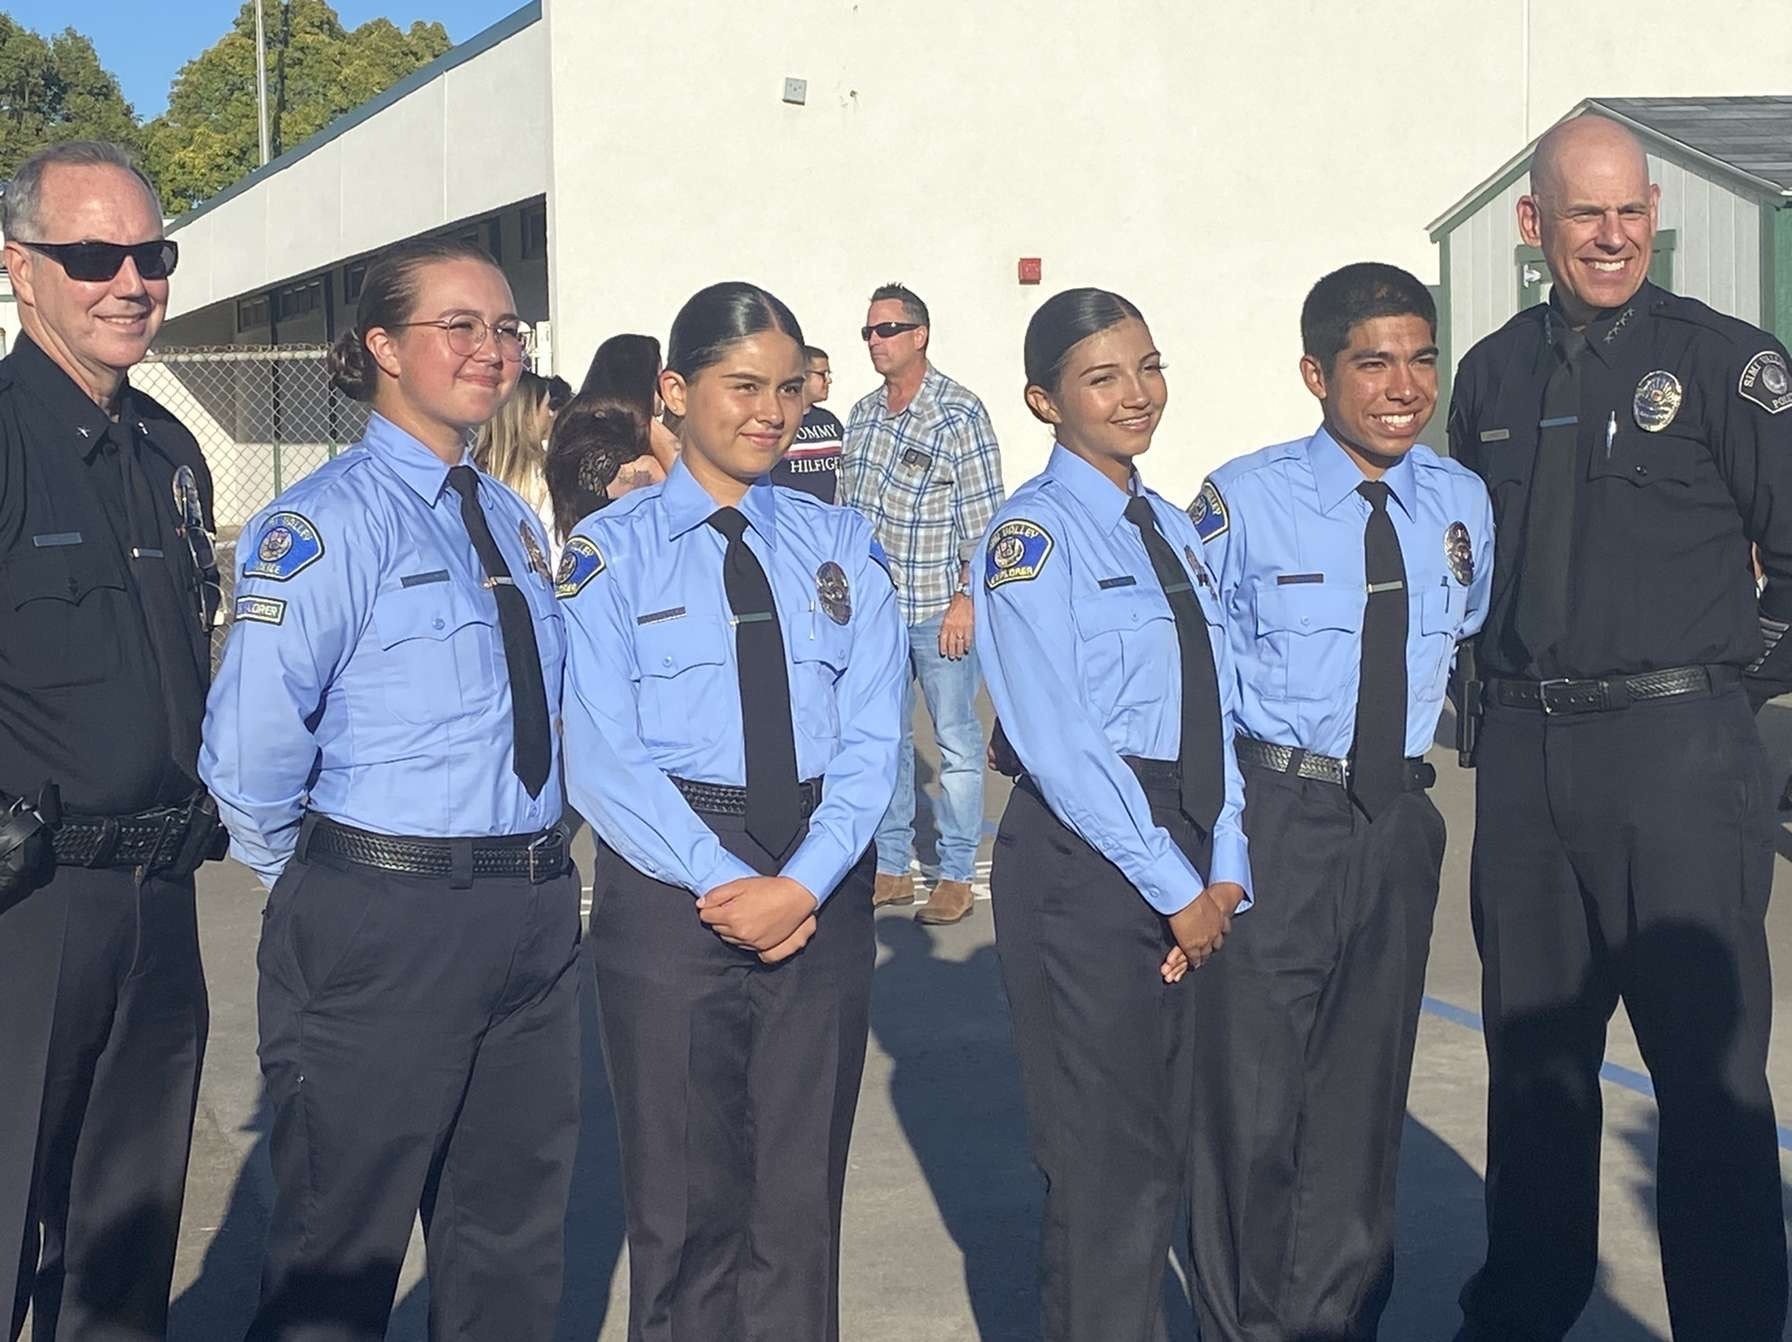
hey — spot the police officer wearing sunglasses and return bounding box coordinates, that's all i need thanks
[0,140,227,1337]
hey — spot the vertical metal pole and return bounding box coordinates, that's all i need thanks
[254,0,271,166]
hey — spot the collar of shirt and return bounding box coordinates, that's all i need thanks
[363,411,474,505]
[658,454,780,542]
[11,330,128,460]
[1043,442,1137,532]
[874,362,944,426]
[1545,280,1653,368]
[1306,424,1418,520]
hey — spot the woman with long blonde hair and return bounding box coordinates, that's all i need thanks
[474,367,556,535]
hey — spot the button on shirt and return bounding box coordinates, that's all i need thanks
[558,460,906,903]
[1451,281,1792,685]
[0,333,214,814]
[200,412,566,887]
[840,364,1004,625]
[973,445,1252,915]
[1199,427,1494,759]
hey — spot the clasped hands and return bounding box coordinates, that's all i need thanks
[1158,881,1246,984]
[697,875,820,963]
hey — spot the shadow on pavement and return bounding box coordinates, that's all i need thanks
[169,1090,273,1339]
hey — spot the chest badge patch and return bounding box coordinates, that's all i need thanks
[1445,521,1475,586]
[554,536,605,600]
[816,561,852,625]
[985,518,1054,589]
[1188,480,1230,542]
[519,519,553,585]
[1739,349,1792,415]
[1632,370,1684,432]
[244,511,324,581]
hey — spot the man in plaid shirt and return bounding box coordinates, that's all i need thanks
[841,283,1004,924]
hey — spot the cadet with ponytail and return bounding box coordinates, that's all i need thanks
[201,236,581,1340]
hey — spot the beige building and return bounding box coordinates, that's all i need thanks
[160,0,1792,511]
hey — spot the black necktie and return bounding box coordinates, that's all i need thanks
[1123,495,1225,836]
[447,465,551,798]
[707,507,802,858]
[1352,481,1408,820]
[1512,325,1587,667]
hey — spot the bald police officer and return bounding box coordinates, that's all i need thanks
[1450,114,1788,1342]
[0,141,225,1338]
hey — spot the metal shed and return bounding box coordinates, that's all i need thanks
[1429,96,1792,411]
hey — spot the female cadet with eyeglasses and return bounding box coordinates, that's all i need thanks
[974,288,1252,1342]
[200,237,581,1342]
[556,281,905,1342]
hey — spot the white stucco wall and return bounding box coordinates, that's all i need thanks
[543,0,1792,505]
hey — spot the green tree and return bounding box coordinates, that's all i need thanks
[0,17,140,181]
[144,1,450,211]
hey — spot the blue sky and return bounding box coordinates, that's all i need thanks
[11,0,522,119]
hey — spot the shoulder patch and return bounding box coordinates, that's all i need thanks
[1187,480,1230,542]
[1739,349,1792,415]
[243,511,324,581]
[984,518,1054,589]
[554,535,606,599]
[233,595,286,626]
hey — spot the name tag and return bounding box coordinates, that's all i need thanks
[1275,572,1324,585]
[1096,575,1137,590]
[31,532,83,548]
[400,570,450,588]
[637,606,687,626]
[1478,428,1511,443]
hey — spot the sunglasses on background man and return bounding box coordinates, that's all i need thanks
[16,239,180,283]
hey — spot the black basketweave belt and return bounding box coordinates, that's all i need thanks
[670,776,822,818]
[1489,664,1735,715]
[1017,756,1182,795]
[301,815,568,884]
[1234,737,1436,792]
[52,797,225,872]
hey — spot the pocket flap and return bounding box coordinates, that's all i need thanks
[6,544,125,609]
[1072,589,1168,637]
[373,583,492,648]
[635,614,730,676]
[1255,582,1363,636]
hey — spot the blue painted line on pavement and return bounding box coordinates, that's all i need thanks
[1421,995,1792,1153]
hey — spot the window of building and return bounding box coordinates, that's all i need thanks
[344,259,367,303]
[274,279,322,322]
[237,294,270,332]
[521,203,548,260]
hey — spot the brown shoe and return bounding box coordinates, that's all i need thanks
[873,871,916,907]
[914,879,975,925]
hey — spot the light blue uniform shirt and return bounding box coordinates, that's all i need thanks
[1196,426,1494,759]
[972,445,1253,916]
[557,459,906,904]
[200,412,566,887]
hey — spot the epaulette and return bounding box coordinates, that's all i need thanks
[1650,289,1767,347]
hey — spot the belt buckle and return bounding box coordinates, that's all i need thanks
[1536,678,1577,716]
[526,829,558,884]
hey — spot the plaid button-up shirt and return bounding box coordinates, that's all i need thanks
[841,364,1005,626]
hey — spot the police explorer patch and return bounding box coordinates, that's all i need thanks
[519,519,553,584]
[554,536,605,600]
[985,519,1053,589]
[1632,370,1683,432]
[1445,521,1475,586]
[1739,349,1792,415]
[233,595,286,626]
[1188,480,1230,542]
[243,511,323,581]
[816,561,851,625]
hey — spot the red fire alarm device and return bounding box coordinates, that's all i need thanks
[1018,257,1042,285]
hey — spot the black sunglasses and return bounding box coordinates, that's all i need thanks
[18,239,179,282]
[861,321,921,342]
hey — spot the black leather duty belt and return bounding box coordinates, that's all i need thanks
[53,798,226,873]
[1489,664,1735,716]
[1235,737,1436,792]
[300,815,569,885]
[670,776,822,818]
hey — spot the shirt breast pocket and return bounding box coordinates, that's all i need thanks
[1072,589,1177,715]
[1587,428,1700,489]
[1417,581,1461,692]
[790,619,852,746]
[633,616,730,749]
[1253,582,1363,702]
[1,545,126,691]
[371,584,497,724]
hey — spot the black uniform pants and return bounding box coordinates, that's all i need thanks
[1188,766,1445,1342]
[2,866,206,1342]
[991,778,1211,1342]
[1459,686,1786,1342]
[588,820,874,1342]
[247,848,582,1342]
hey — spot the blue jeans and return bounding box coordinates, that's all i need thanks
[875,611,985,882]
